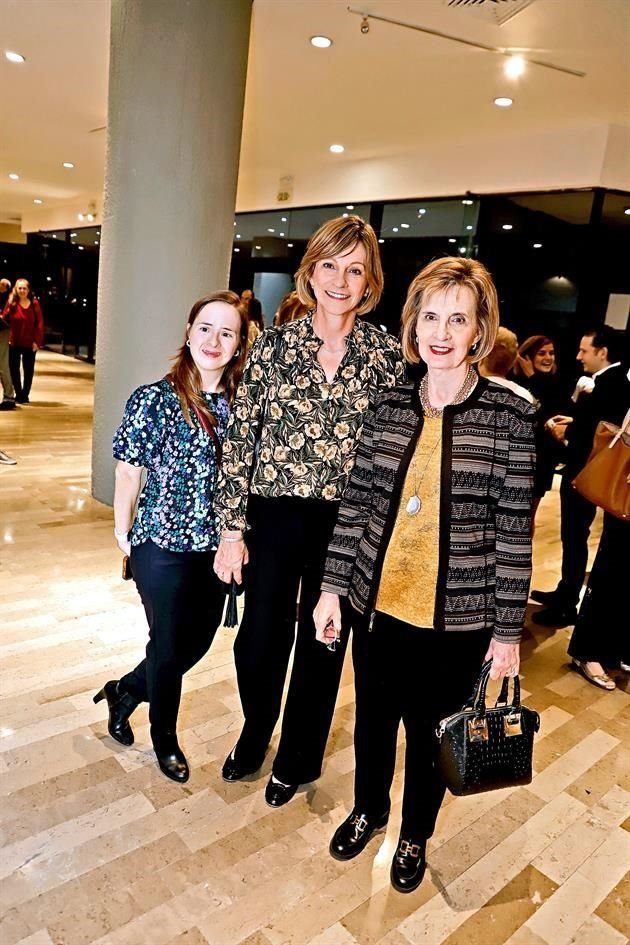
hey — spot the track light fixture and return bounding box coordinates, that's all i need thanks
[348,7,585,78]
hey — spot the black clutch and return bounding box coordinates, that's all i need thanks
[436,660,540,796]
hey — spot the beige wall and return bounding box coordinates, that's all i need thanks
[0,223,27,244]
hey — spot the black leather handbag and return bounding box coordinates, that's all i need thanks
[436,660,540,796]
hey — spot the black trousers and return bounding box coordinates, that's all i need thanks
[556,473,597,610]
[568,513,630,667]
[232,495,349,785]
[352,611,491,839]
[119,539,226,732]
[9,346,36,399]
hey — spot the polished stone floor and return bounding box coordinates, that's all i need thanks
[1,351,628,945]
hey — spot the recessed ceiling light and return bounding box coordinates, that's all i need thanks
[8,173,19,181]
[448,238,456,243]
[502,224,513,230]
[234,247,240,252]
[459,246,467,254]
[94,240,99,245]
[63,161,75,169]
[287,243,294,248]
[342,213,349,218]
[310,36,332,48]
[392,227,399,233]
[378,239,385,244]
[494,97,513,108]
[70,232,77,237]
[329,144,344,154]
[624,208,630,215]
[400,223,410,229]
[78,245,84,250]
[236,234,242,239]
[78,213,84,221]
[255,245,262,250]
[46,276,52,282]
[33,198,43,204]
[504,55,526,79]
[5,50,25,63]
[52,234,57,238]
[279,232,285,237]
[462,199,474,206]
[466,225,473,230]
[267,228,275,233]
[346,204,354,210]
[418,208,427,215]
[281,216,287,222]
[533,242,543,248]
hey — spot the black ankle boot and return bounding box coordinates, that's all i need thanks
[93,680,138,746]
[151,730,189,783]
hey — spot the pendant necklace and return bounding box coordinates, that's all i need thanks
[406,367,478,516]
[405,435,441,515]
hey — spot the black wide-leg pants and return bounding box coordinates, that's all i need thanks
[232,495,349,785]
[557,473,597,610]
[119,539,226,732]
[352,611,491,839]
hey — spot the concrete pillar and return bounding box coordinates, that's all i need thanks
[92,0,251,503]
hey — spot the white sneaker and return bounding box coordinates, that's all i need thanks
[0,449,17,465]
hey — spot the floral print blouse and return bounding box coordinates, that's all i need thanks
[215,314,405,531]
[113,379,230,552]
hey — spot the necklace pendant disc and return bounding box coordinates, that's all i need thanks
[406,494,422,515]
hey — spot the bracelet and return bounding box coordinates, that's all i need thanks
[114,528,129,541]
[221,535,244,543]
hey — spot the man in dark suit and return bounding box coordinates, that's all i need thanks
[532,326,630,626]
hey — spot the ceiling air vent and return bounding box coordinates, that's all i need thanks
[444,0,536,27]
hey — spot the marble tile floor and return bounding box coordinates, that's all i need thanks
[0,351,628,945]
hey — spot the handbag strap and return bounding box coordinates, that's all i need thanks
[609,407,630,448]
[465,660,522,715]
[496,673,522,708]
[192,402,222,464]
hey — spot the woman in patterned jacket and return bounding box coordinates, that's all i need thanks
[213,216,405,807]
[93,292,248,783]
[314,257,536,893]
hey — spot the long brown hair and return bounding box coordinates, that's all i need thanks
[514,335,556,376]
[166,291,248,429]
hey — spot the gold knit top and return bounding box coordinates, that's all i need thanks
[375,417,443,627]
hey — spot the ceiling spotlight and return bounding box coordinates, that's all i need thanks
[360,16,370,34]
[78,245,85,251]
[502,224,513,230]
[5,50,26,63]
[236,234,242,239]
[624,208,630,215]
[346,205,354,210]
[342,213,349,218]
[78,213,84,221]
[255,245,262,250]
[267,228,275,233]
[63,161,75,168]
[400,223,410,229]
[448,238,456,243]
[459,247,467,254]
[494,97,513,108]
[70,232,77,237]
[8,173,19,180]
[378,239,384,244]
[329,144,344,153]
[279,232,285,237]
[234,247,240,252]
[392,227,399,233]
[287,243,294,248]
[462,199,474,206]
[33,198,43,204]
[418,208,427,215]
[504,55,526,79]
[466,225,473,230]
[281,216,287,222]
[533,243,543,248]
[310,35,332,48]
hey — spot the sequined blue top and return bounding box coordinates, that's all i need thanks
[113,379,230,552]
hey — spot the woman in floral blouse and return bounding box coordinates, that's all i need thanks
[213,215,405,807]
[93,291,248,783]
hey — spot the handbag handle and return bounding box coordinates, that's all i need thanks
[465,660,521,716]
[609,407,630,448]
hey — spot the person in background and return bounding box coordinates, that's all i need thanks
[514,335,571,513]
[241,288,265,347]
[273,290,308,327]
[314,257,535,894]
[2,278,44,404]
[0,278,16,410]
[531,326,630,626]
[479,326,534,403]
[93,291,248,783]
[214,215,405,808]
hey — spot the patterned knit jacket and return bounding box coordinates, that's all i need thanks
[321,377,536,642]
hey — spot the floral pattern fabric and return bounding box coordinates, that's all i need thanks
[215,314,405,530]
[113,379,230,552]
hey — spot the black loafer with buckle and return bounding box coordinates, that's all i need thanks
[390,837,427,893]
[329,808,389,861]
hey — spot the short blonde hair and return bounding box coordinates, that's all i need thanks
[401,257,499,365]
[482,326,519,377]
[294,215,383,316]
